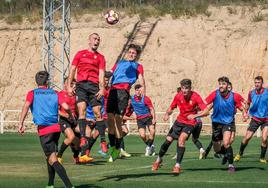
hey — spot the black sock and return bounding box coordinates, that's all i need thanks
[120,138,125,150]
[176,146,185,164]
[144,139,148,145]
[46,161,55,186]
[225,146,234,164]
[88,137,97,151]
[193,139,203,150]
[239,142,248,156]
[80,137,89,156]
[108,134,116,147]
[205,141,213,156]
[147,139,154,147]
[115,138,123,149]
[70,145,80,158]
[159,140,172,158]
[57,142,68,158]
[260,145,267,159]
[220,145,226,155]
[52,161,72,188]
[96,120,106,142]
[78,119,87,137]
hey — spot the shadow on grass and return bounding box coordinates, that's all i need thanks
[98,172,179,182]
[186,166,265,172]
[75,184,103,188]
[79,160,107,166]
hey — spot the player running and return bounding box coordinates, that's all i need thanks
[57,78,78,164]
[130,84,156,156]
[234,76,268,163]
[107,44,145,162]
[152,79,209,174]
[18,71,74,188]
[205,76,245,172]
[67,33,106,163]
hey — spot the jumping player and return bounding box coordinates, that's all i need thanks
[107,44,145,162]
[67,33,106,163]
[234,76,268,163]
[152,79,209,173]
[131,84,156,156]
[18,71,74,188]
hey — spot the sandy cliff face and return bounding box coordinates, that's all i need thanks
[0,6,268,112]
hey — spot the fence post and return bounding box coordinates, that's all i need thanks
[126,120,130,133]
[0,111,4,134]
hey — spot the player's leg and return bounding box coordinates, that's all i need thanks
[93,104,108,154]
[138,127,148,154]
[113,114,124,159]
[152,135,173,171]
[77,101,88,157]
[119,124,131,157]
[260,125,268,163]
[222,127,235,172]
[70,133,80,164]
[192,122,205,159]
[110,89,129,161]
[107,89,118,159]
[57,126,75,163]
[152,121,179,171]
[41,133,73,188]
[148,124,156,156]
[234,119,259,161]
[98,120,109,154]
[173,125,193,173]
[211,123,225,158]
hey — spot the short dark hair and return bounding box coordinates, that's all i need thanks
[128,44,141,55]
[218,76,229,83]
[134,84,142,90]
[255,76,263,82]
[177,87,181,93]
[105,71,113,78]
[35,71,49,86]
[180,79,192,88]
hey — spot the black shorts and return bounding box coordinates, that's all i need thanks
[107,89,129,115]
[167,121,194,140]
[59,117,76,132]
[137,116,153,129]
[192,122,202,140]
[248,119,268,133]
[212,122,235,142]
[39,132,60,157]
[76,81,101,107]
[86,120,96,130]
[104,119,108,129]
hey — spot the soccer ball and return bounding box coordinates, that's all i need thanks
[105,10,119,25]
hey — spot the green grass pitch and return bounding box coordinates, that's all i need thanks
[0,133,267,188]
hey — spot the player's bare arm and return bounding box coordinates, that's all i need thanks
[163,107,173,121]
[96,69,105,100]
[18,101,31,135]
[67,65,76,96]
[150,107,156,125]
[138,74,146,95]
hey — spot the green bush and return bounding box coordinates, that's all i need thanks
[5,14,23,24]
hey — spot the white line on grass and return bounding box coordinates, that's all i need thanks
[72,158,198,179]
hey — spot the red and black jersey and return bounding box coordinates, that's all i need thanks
[170,91,207,126]
[72,50,106,83]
